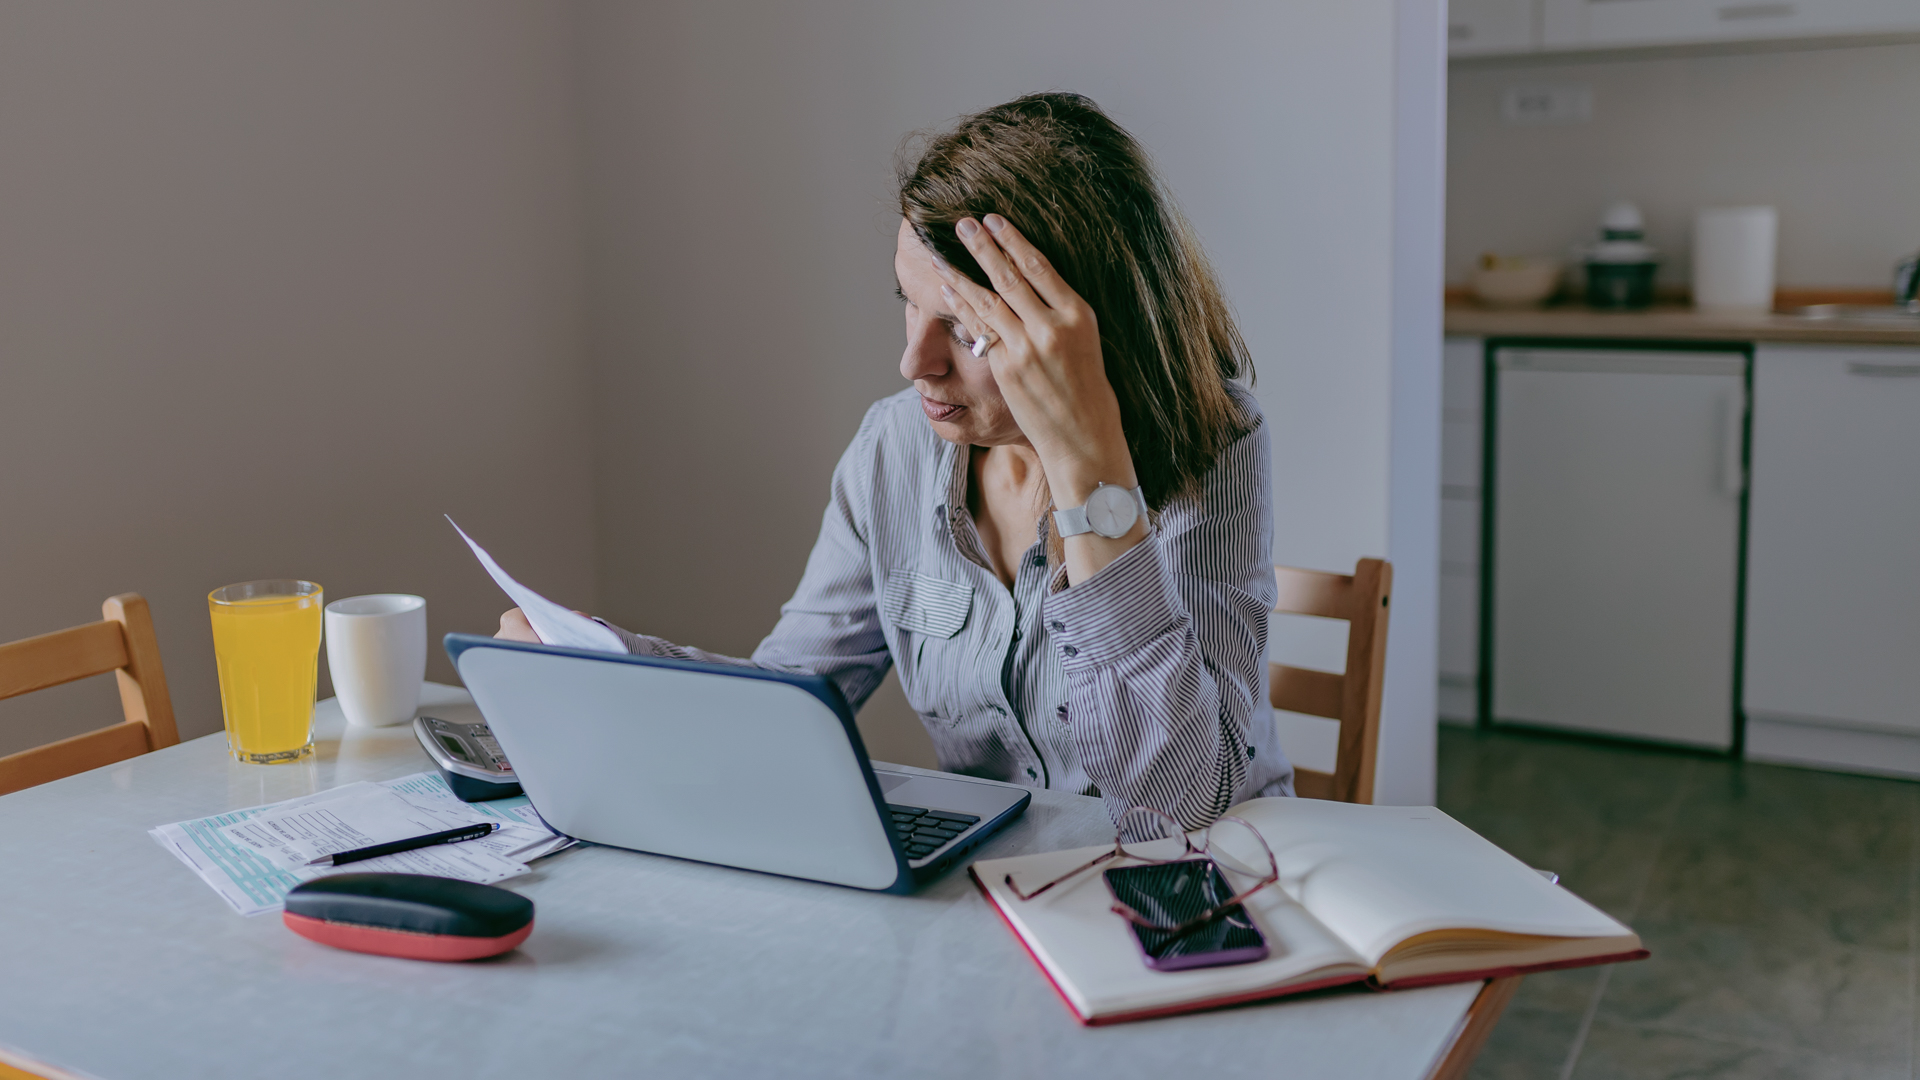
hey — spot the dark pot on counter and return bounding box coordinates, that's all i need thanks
[1577,201,1661,310]
[1585,261,1659,309]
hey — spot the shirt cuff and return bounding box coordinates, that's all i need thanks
[1040,534,1182,672]
[593,617,662,657]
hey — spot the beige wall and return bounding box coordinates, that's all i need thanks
[1448,41,1920,288]
[2,0,1442,802]
[575,1,1441,799]
[0,1,597,755]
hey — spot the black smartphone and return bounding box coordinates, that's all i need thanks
[1103,860,1270,972]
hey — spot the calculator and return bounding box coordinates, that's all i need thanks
[413,715,524,802]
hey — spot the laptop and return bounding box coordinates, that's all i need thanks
[444,634,1030,893]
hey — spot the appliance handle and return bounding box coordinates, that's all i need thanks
[1721,384,1746,497]
[1846,361,1920,378]
[1718,3,1795,20]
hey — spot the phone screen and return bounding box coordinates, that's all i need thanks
[1103,861,1269,972]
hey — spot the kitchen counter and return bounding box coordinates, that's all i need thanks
[1444,303,1920,346]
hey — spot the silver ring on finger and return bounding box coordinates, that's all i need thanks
[970,331,998,358]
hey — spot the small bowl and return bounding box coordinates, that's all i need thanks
[1471,258,1563,308]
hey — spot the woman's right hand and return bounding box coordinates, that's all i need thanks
[496,608,542,643]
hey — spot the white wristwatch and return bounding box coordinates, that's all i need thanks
[1053,483,1148,540]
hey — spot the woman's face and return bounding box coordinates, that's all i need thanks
[894,219,1024,448]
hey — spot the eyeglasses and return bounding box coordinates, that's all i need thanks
[1003,806,1280,937]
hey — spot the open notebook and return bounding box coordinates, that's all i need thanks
[971,798,1646,1025]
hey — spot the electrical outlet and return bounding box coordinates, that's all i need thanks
[1501,85,1592,126]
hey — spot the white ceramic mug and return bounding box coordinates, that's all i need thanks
[324,594,427,727]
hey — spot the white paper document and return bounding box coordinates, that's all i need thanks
[151,772,574,916]
[446,515,624,653]
[218,785,555,871]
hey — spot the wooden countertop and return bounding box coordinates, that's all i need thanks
[1444,302,1920,346]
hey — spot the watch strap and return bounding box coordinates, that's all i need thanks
[1053,504,1093,537]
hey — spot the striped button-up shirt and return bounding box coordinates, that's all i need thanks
[604,383,1292,830]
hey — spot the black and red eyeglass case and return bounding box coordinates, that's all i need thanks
[283,873,534,961]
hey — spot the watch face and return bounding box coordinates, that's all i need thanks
[1085,485,1138,538]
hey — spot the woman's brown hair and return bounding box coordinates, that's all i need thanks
[897,91,1253,511]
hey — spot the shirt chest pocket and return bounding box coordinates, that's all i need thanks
[881,570,973,639]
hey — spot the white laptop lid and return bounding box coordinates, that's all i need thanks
[450,636,905,891]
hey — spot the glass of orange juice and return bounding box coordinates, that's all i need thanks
[209,580,324,764]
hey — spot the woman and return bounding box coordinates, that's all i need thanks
[501,92,1290,830]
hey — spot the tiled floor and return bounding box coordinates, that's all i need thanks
[1436,725,1918,1080]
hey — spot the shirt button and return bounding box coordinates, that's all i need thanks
[1025,766,1038,780]
[1055,704,1069,722]
[991,705,1007,716]
[1047,620,1064,633]
[1031,554,1046,567]
[1061,644,1078,658]
[1248,745,1257,759]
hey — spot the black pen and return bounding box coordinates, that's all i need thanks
[305,822,499,867]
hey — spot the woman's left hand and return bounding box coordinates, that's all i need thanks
[934,215,1136,506]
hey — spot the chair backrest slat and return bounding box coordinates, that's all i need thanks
[0,721,152,798]
[1292,770,1337,801]
[1270,559,1392,805]
[0,621,129,700]
[1268,663,1345,721]
[1271,567,1355,621]
[0,593,178,797]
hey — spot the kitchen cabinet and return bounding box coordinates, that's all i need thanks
[1543,0,1920,50]
[1743,344,1920,776]
[1453,0,1920,57]
[1488,347,1747,749]
[1438,308,1920,773]
[1448,0,1537,56]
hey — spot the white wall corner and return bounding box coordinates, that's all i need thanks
[1379,0,1447,805]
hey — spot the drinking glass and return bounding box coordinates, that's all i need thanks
[209,579,324,764]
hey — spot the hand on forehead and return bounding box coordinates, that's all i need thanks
[896,219,986,352]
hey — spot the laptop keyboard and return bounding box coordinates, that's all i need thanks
[887,804,981,861]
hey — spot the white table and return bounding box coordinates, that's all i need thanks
[0,686,1499,1080]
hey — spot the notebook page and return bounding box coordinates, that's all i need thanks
[972,842,1368,1020]
[1228,798,1632,967]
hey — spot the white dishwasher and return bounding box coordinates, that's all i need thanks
[1489,346,1748,749]
[1743,344,1920,775]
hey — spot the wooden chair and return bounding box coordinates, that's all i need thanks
[1270,558,1392,804]
[0,594,180,797]
[1268,559,1522,1079]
